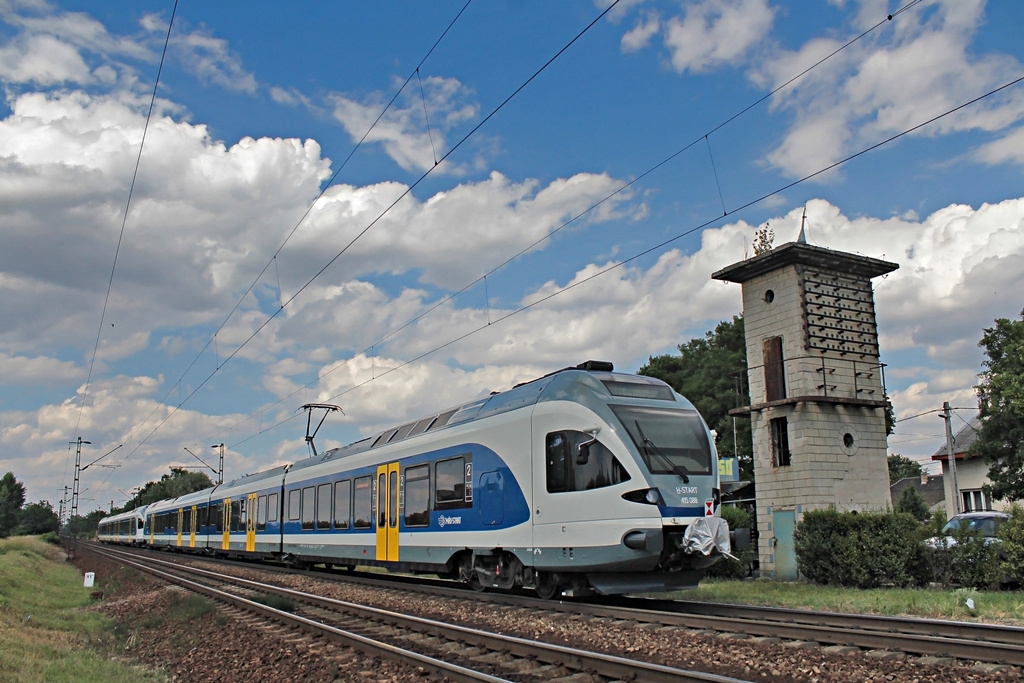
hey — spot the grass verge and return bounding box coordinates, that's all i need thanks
[0,536,166,682]
[674,578,1024,623]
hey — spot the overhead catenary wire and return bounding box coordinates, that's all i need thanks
[116,0,476,454]
[190,0,941,453]
[116,0,624,466]
[65,0,179,493]
[223,72,1024,453]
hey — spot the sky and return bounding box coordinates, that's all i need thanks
[1,0,1022,512]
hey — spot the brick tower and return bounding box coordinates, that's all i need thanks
[712,240,898,579]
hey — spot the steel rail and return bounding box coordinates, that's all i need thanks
[94,544,1024,666]
[90,544,753,683]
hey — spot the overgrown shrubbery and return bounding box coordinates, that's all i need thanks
[794,508,930,588]
[705,505,755,579]
[1000,504,1024,586]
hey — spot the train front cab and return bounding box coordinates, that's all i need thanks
[527,369,732,596]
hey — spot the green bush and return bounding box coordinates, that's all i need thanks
[1000,504,1024,585]
[946,523,1001,590]
[706,505,755,579]
[39,531,61,546]
[794,508,929,588]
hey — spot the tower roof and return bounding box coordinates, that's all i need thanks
[712,241,898,284]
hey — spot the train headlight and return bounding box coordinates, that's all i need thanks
[621,488,664,505]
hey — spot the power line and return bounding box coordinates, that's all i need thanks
[229,73,1024,451]
[117,0,623,465]
[191,0,934,452]
[65,0,179,490]
[117,1,476,454]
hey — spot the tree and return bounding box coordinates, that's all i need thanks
[971,309,1024,501]
[639,316,752,478]
[888,454,922,483]
[894,486,929,521]
[16,500,59,535]
[111,468,215,515]
[0,471,27,538]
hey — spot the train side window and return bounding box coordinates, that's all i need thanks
[257,495,267,531]
[546,432,569,492]
[213,503,224,533]
[230,500,241,533]
[267,493,279,523]
[405,464,429,527]
[182,509,191,534]
[353,476,372,529]
[301,486,315,531]
[334,480,351,530]
[435,456,470,509]
[288,489,301,521]
[316,483,332,530]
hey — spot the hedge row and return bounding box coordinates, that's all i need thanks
[792,505,1024,590]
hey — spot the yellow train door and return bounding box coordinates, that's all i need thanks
[176,508,183,547]
[222,499,231,550]
[189,506,197,548]
[375,462,400,562]
[246,492,257,552]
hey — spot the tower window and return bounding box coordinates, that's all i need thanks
[771,417,791,467]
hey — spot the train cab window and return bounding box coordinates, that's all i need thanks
[404,465,430,527]
[334,480,351,529]
[301,486,315,531]
[435,455,471,509]
[611,405,713,476]
[267,493,279,523]
[256,495,267,531]
[547,431,630,493]
[288,489,301,521]
[316,484,332,530]
[353,476,372,529]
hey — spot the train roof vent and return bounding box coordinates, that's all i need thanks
[577,360,614,372]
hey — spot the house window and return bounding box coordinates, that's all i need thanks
[961,489,991,512]
[770,417,791,467]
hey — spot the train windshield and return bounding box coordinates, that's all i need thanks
[610,405,713,476]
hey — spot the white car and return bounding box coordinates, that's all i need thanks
[925,511,1009,549]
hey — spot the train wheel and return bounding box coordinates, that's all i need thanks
[534,572,561,600]
[469,572,486,592]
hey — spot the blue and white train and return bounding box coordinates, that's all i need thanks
[99,361,733,597]
[96,504,149,545]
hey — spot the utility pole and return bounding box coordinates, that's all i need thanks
[941,402,961,515]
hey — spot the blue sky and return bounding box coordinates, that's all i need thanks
[1,0,1022,510]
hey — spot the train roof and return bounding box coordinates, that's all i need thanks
[287,361,685,470]
[99,504,148,524]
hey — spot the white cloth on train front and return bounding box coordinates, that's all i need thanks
[682,516,736,560]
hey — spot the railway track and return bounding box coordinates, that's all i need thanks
[94,543,1024,671]
[89,544,752,683]
[205,552,1024,667]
